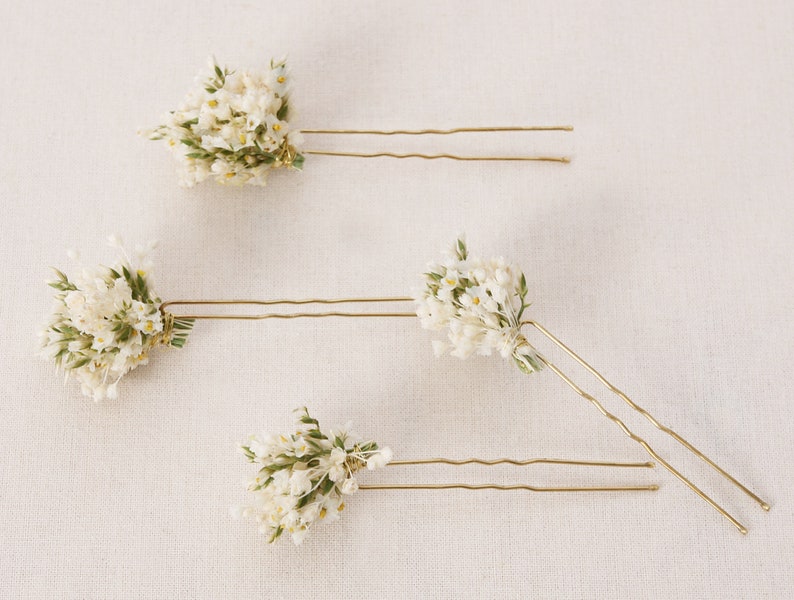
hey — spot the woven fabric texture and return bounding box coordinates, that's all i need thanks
[1,1,792,598]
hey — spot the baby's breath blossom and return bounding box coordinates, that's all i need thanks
[234,408,392,545]
[40,238,194,401]
[147,57,304,188]
[415,237,544,374]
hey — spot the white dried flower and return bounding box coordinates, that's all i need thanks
[415,237,544,374]
[147,57,304,188]
[235,408,392,545]
[40,239,194,401]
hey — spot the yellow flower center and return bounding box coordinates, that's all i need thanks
[277,76,285,84]
[97,337,105,343]
[338,502,345,512]
[320,508,327,519]
[239,134,246,144]
[445,278,456,285]
[207,100,218,108]
[225,172,235,178]
[473,297,480,305]
[273,124,281,132]
[168,139,175,146]
[137,269,145,277]
[144,322,154,333]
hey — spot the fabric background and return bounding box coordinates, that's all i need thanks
[1,1,793,598]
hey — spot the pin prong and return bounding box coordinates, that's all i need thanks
[516,331,749,534]
[388,457,654,468]
[523,320,769,512]
[360,483,658,492]
[364,455,657,493]
[160,297,416,320]
[299,125,572,162]
[300,126,574,135]
[303,150,570,163]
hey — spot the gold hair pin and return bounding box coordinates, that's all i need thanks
[233,407,657,545]
[40,236,766,534]
[144,58,572,187]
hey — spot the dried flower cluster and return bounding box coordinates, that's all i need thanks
[415,237,544,374]
[148,57,303,187]
[40,239,193,400]
[234,408,392,545]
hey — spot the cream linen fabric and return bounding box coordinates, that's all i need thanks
[1,1,793,598]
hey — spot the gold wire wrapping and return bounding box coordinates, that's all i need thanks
[275,143,299,168]
[157,310,175,346]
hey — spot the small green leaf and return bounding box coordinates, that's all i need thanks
[457,238,467,259]
[268,525,284,543]
[319,477,335,495]
[69,357,91,369]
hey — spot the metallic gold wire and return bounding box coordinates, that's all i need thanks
[300,126,574,135]
[160,297,416,320]
[303,150,570,163]
[368,456,657,492]
[523,342,748,533]
[522,320,770,512]
[299,125,573,162]
[388,457,654,468]
[359,483,658,492]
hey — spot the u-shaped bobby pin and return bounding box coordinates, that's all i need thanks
[235,407,657,545]
[144,57,573,188]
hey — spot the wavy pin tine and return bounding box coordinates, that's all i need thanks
[388,457,655,468]
[160,297,416,320]
[360,484,658,492]
[361,455,658,493]
[533,350,747,533]
[301,125,573,163]
[523,320,769,513]
[301,126,574,135]
[303,150,570,163]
